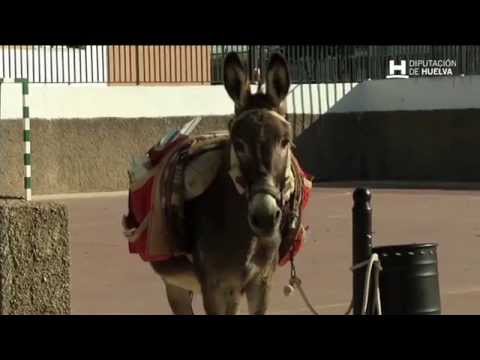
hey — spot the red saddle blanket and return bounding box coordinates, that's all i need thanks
[278,157,313,266]
[123,136,193,262]
[123,135,313,265]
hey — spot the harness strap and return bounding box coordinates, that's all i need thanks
[249,181,282,203]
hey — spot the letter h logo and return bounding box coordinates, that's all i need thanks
[386,59,409,79]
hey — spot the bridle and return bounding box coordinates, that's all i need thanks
[249,176,284,205]
[228,108,292,207]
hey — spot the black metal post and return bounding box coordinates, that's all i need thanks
[352,187,373,315]
[247,46,253,81]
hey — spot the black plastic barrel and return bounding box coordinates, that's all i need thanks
[373,243,441,315]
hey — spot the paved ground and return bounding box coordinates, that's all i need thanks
[48,187,480,315]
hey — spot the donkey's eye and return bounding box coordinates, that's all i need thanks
[280,139,290,148]
[233,140,246,153]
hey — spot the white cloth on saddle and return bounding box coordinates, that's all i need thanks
[184,149,224,200]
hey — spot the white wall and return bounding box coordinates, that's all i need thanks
[0,82,358,119]
[330,75,480,113]
[286,82,358,115]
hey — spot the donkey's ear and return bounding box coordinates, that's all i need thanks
[224,52,250,104]
[266,53,290,106]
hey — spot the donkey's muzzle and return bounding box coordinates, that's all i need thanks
[248,193,282,237]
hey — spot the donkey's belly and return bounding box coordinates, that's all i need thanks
[164,271,202,293]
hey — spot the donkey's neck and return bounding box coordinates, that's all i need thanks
[188,142,280,274]
[214,143,279,260]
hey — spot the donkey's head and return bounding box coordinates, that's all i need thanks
[224,52,292,238]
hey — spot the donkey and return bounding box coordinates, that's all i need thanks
[150,52,293,315]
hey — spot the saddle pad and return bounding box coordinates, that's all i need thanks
[123,136,192,262]
[123,133,229,262]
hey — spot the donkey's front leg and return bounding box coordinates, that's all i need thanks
[245,273,273,315]
[201,279,242,315]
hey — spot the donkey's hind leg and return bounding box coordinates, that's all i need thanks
[150,256,201,293]
[150,257,197,315]
[164,282,194,315]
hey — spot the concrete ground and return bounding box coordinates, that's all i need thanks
[43,187,480,315]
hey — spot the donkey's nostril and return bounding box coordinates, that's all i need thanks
[275,210,281,220]
[250,209,280,234]
[251,215,261,229]
[251,213,272,231]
